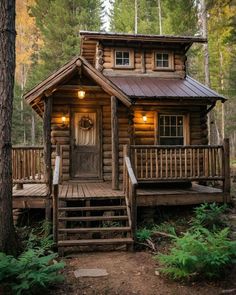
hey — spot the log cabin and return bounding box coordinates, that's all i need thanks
[13,31,230,251]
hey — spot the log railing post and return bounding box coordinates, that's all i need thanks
[111,96,119,190]
[43,95,52,220]
[223,138,230,196]
[53,144,60,244]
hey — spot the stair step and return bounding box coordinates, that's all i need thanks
[58,215,128,222]
[58,238,133,247]
[58,226,131,233]
[58,205,127,212]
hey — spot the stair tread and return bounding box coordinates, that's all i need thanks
[58,215,128,221]
[58,238,133,246]
[58,226,131,232]
[58,205,126,211]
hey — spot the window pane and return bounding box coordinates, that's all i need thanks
[116,58,123,65]
[156,53,162,60]
[157,60,163,67]
[171,127,176,136]
[165,126,170,136]
[116,52,122,58]
[177,127,183,136]
[124,58,130,65]
[171,116,176,125]
[163,54,169,60]
[123,52,129,59]
[177,116,183,125]
[164,116,170,125]
[160,137,183,146]
[163,60,169,67]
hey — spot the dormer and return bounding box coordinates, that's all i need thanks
[79,31,206,79]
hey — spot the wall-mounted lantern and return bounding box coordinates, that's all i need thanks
[143,115,147,123]
[78,89,85,99]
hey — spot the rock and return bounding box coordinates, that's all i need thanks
[155,270,160,276]
[74,268,108,278]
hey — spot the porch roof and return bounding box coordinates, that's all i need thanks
[107,76,226,102]
[24,56,132,113]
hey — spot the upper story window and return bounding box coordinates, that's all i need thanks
[159,115,184,145]
[113,49,134,68]
[154,51,174,70]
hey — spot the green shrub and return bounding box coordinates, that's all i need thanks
[152,222,177,237]
[191,202,227,230]
[157,227,236,280]
[0,249,64,295]
[136,228,152,241]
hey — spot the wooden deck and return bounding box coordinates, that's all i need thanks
[12,181,229,209]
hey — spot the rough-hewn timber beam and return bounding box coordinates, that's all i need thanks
[43,95,52,219]
[111,96,119,190]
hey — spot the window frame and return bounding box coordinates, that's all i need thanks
[156,112,190,145]
[113,48,134,69]
[153,50,174,71]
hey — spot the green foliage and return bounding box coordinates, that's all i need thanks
[191,203,227,230]
[136,228,152,242]
[157,227,236,280]
[0,250,64,295]
[136,222,176,242]
[0,221,64,294]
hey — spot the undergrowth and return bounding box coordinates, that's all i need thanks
[0,221,65,295]
[154,203,235,280]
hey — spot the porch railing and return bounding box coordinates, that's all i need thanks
[130,138,230,192]
[12,146,44,183]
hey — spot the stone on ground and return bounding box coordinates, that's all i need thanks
[74,268,108,278]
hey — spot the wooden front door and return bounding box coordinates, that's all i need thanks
[71,109,101,179]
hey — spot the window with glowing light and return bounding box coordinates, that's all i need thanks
[159,115,184,145]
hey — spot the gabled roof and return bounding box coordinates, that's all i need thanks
[24,56,132,110]
[108,76,226,102]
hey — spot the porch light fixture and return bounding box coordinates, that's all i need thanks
[143,115,147,123]
[61,116,66,125]
[78,89,85,99]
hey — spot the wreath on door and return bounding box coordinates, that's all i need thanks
[79,116,94,131]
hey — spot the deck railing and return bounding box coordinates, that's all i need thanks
[130,139,230,192]
[12,146,44,183]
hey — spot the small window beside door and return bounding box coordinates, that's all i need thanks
[159,115,184,145]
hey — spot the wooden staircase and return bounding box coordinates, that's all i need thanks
[56,196,133,252]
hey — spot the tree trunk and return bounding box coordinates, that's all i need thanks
[157,0,162,34]
[31,111,35,145]
[0,0,18,255]
[201,0,218,144]
[134,0,138,34]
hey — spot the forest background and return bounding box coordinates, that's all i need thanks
[14,0,236,157]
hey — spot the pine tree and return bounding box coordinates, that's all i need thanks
[27,0,104,83]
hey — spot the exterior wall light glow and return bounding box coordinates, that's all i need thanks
[62,116,66,123]
[78,90,85,99]
[143,115,147,122]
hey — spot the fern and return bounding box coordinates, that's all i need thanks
[157,227,236,280]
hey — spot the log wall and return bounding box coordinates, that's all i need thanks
[50,87,208,182]
[102,46,186,78]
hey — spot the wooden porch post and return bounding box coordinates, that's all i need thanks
[223,138,230,197]
[43,95,52,219]
[111,96,119,190]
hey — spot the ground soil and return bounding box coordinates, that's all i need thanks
[53,251,236,295]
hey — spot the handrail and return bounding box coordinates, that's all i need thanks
[123,145,138,240]
[12,146,44,184]
[52,144,62,244]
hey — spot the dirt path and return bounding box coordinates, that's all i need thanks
[54,251,233,295]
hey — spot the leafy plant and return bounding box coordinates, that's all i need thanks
[153,222,177,237]
[191,203,227,230]
[136,228,152,242]
[0,249,64,295]
[157,227,236,280]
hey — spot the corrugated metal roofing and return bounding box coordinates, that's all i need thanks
[107,76,225,101]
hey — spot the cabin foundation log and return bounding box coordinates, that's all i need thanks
[111,96,119,190]
[43,95,52,220]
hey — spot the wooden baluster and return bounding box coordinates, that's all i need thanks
[150,148,153,179]
[141,149,143,179]
[174,148,177,179]
[179,148,182,178]
[145,148,148,179]
[170,148,173,179]
[165,148,168,178]
[160,149,163,179]
[184,148,187,178]
[197,148,200,178]
[155,149,158,179]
